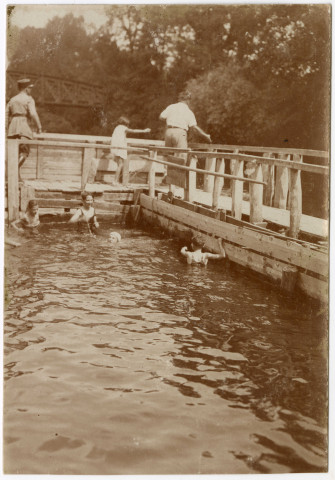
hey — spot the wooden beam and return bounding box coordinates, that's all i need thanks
[185,156,197,202]
[249,162,263,224]
[140,155,265,185]
[204,149,216,193]
[140,194,328,277]
[212,158,225,210]
[7,139,20,222]
[81,147,95,190]
[288,154,302,238]
[274,153,289,209]
[148,150,156,198]
[231,153,244,220]
[262,152,275,206]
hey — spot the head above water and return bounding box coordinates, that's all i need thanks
[109,232,121,243]
[117,116,130,127]
[191,236,204,251]
[26,199,38,213]
[81,191,93,201]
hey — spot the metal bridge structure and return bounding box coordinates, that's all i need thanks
[6,70,104,108]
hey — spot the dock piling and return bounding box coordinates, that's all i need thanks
[7,139,20,223]
[231,150,244,220]
[288,154,302,238]
[249,162,263,224]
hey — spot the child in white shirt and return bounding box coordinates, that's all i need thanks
[111,116,150,184]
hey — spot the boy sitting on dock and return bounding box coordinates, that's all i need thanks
[111,116,151,185]
[69,191,99,235]
[181,236,226,265]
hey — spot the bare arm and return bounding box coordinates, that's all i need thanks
[11,219,24,232]
[126,128,151,134]
[69,209,81,223]
[27,98,42,133]
[190,125,211,143]
[204,239,226,260]
[181,246,193,264]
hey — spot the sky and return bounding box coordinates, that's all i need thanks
[9,4,110,31]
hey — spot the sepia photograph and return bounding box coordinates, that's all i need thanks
[2,1,332,477]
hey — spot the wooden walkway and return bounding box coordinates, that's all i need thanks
[156,186,328,239]
[22,179,328,239]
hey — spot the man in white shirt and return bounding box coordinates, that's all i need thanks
[159,91,211,149]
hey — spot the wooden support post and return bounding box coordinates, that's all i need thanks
[81,147,95,190]
[185,155,197,202]
[249,162,263,224]
[231,152,244,220]
[281,266,298,293]
[7,139,20,223]
[122,156,130,186]
[148,150,156,198]
[274,153,290,209]
[262,152,275,206]
[20,185,35,212]
[288,154,302,238]
[36,146,44,179]
[212,158,225,210]
[204,149,217,193]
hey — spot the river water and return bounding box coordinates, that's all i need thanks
[4,224,328,475]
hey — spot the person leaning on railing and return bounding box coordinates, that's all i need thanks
[159,91,211,149]
[6,78,42,169]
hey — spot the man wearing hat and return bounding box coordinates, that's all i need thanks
[6,78,42,168]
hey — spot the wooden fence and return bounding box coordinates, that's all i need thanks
[6,134,329,240]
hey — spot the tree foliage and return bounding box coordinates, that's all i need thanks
[6,5,330,149]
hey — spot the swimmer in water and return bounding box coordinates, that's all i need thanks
[181,236,225,265]
[109,232,121,243]
[11,199,40,233]
[69,191,99,235]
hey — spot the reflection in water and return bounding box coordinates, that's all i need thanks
[4,225,328,474]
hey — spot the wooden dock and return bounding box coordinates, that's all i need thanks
[5,133,329,301]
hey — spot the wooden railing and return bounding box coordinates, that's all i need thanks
[6,135,329,240]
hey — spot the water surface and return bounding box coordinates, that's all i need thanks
[4,225,328,474]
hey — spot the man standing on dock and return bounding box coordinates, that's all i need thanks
[159,91,211,188]
[159,91,211,149]
[6,78,43,168]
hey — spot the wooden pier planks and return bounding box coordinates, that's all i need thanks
[156,186,328,239]
[140,194,328,278]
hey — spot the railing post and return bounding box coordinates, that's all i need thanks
[204,149,216,193]
[249,162,263,224]
[36,145,44,179]
[7,139,20,222]
[148,150,156,198]
[212,157,225,210]
[122,155,130,186]
[231,150,244,220]
[81,147,95,190]
[185,155,197,203]
[288,154,302,238]
[262,152,275,206]
[274,153,289,209]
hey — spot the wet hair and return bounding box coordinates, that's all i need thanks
[117,116,130,126]
[191,236,204,250]
[81,191,93,201]
[26,199,38,211]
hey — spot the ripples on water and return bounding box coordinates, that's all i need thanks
[4,224,328,474]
